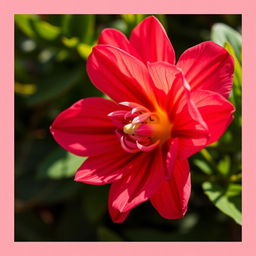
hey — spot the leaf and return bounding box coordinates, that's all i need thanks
[97,226,123,241]
[77,43,94,59]
[27,67,82,106]
[202,181,241,225]
[193,159,213,175]
[62,37,79,48]
[37,148,85,180]
[15,82,37,95]
[31,20,60,41]
[211,23,241,60]
[15,14,39,38]
[224,41,242,118]
[61,15,95,44]
[15,14,60,41]
[224,41,242,88]
[217,155,231,177]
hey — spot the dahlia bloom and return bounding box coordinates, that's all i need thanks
[50,16,235,222]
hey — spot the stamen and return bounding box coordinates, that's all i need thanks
[123,123,140,135]
[120,136,140,153]
[136,139,160,152]
[109,101,172,153]
[132,112,152,124]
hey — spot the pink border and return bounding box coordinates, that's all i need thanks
[1,0,256,255]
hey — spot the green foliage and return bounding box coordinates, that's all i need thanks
[203,182,241,225]
[38,148,85,179]
[61,15,95,44]
[205,22,242,225]
[28,68,83,106]
[15,15,60,41]
[211,23,241,60]
[15,14,241,242]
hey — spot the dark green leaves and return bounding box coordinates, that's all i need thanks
[15,15,60,41]
[62,15,95,44]
[27,68,83,106]
[211,23,241,59]
[202,182,241,225]
[38,148,85,180]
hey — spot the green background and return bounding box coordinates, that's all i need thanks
[15,14,242,241]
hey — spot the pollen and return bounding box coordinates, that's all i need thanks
[123,123,140,135]
[109,102,172,153]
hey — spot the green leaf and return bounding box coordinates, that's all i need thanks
[62,15,95,44]
[62,37,79,48]
[31,20,60,41]
[15,14,60,41]
[37,148,85,179]
[77,43,93,59]
[217,155,231,177]
[27,67,82,106]
[211,23,241,60]
[224,41,242,114]
[193,159,213,175]
[15,14,39,38]
[98,226,123,241]
[202,181,241,225]
[224,41,242,90]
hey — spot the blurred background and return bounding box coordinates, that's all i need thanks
[15,14,242,241]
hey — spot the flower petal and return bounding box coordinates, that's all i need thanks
[191,89,235,145]
[150,159,191,219]
[98,28,131,52]
[177,41,234,98]
[130,16,175,64]
[74,150,134,185]
[108,148,166,217]
[176,90,235,159]
[108,203,131,223]
[87,45,155,108]
[165,138,179,179]
[147,62,182,109]
[50,97,123,157]
[148,62,209,151]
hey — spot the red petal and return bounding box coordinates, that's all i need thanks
[108,204,130,223]
[191,89,235,145]
[108,148,165,216]
[177,137,209,160]
[147,62,182,109]
[130,16,175,64]
[98,28,131,53]
[173,97,209,139]
[176,90,234,159]
[150,159,191,219]
[177,41,234,98]
[87,45,155,109]
[50,97,123,156]
[165,138,179,179]
[148,62,209,152]
[74,150,134,185]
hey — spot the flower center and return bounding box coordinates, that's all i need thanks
[108,102,172,153]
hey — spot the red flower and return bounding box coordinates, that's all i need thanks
[50,16,235,222]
